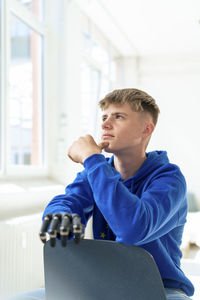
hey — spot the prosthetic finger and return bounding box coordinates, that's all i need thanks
[39,212,84,246]
[39,214,52,244]
[72,214,84,244]
[49,214,61,247]
[60,213,72,247]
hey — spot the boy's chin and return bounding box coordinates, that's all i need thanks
[103,147,113,153]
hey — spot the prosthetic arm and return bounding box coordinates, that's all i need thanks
[39,213,85,247]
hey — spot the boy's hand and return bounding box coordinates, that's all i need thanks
[68,135,109,164]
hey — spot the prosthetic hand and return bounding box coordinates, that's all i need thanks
[39,213,85,247]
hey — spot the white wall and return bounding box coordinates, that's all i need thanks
[137,54,200,200]
[115,56,139,88]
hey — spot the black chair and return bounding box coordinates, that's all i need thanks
[44,239,167,300]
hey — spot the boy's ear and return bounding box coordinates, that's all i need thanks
[143,122,155,137]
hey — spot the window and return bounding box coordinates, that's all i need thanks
[81,15,118,139]
[80,61,100,135]
[9,15,43,166]
[16,0,44,21]
[0,0,46,177]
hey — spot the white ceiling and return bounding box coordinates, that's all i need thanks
[77,0,200,56]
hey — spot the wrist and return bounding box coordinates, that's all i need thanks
[81,150,101,164]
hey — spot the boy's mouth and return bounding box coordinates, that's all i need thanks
[102,134,114,139]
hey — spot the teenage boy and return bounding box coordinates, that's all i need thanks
[10,89,194,300]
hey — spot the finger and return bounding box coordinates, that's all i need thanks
[72,214,82,244]
[67,151,78,163]
[60,213,72,247]
[67,147,73,160]
[49,214,61,247]
[98,142,109,150]
[67,152,74,161]
[39,214,52,244]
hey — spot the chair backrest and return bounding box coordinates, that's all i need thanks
[44,239,167,300]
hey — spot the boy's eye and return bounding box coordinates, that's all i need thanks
[102,117,107,122]
[116,115,123,119]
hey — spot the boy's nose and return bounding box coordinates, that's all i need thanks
[102,119,113,129]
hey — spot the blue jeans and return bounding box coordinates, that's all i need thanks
[6,287,192,299]
[165,288,192,299]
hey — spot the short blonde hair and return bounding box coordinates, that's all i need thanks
[99,88,160,125]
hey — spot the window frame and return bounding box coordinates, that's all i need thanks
[0,0,48,178]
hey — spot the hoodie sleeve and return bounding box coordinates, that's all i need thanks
[83,154,187,246]
[43,171,94,226]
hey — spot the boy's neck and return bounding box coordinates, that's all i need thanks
[113,151,146,181]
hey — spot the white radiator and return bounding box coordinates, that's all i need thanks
[0,213,44,299]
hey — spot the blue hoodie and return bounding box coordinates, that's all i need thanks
[43,151,194,296]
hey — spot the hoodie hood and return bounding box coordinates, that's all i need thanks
[108,150,170,186]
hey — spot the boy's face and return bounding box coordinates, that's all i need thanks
[101,102,152,154]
